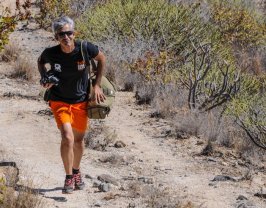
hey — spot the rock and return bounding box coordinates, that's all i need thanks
[196,141,204,145]
[128,203,136,207]
[97,174,119,186]
[234,200,256,208]
[208,182,217,187]
[85,174,94,179]
[114,141,126,148]
[122,176,135,181]
[94,201,102,207]
[92,179,102,188]
[51,197,67,202]
[207,157,217,162]
[99,183,111,192]
[137,177,154,184]
[237,195,248,200]
[254,187,266,199]
[211,175,240,182]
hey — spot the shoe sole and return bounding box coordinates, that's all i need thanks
[75,186,85,190]
[75,184,85,190]
[62,189,74,194]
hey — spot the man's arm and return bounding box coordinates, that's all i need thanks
[92,51,106,104]
[37,56,47,78]
[37,56,53,88]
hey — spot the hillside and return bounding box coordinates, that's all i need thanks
[0,1,266,208]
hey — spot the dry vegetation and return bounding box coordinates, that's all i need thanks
[0,43,37,81]
[0,163,42,208]
[74,0,266,159]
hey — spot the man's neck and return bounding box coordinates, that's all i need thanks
[60,43,75,53]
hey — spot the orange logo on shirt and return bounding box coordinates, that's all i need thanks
[77,60,86,71]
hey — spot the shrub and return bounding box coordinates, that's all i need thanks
[77,0,266,152]
[76,0,220,53]
[70,0,108,18]
[209,0,266,47]
[0,1,31,51]
[35,0,71,29]
[228,75,266,149]
[0,11,17,51]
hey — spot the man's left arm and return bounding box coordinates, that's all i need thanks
[93,51,106,104]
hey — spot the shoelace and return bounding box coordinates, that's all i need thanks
[65,178,73,186]
[74,173,82,183]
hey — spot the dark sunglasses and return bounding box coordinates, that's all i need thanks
[57,31,74,38]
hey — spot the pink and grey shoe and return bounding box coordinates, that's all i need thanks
[62,177,74,194]
[73,172,85,190]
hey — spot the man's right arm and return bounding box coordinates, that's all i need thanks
[38,56,53,88]
[37,56,47,78]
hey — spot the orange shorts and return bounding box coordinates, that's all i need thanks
[49,101,88,132]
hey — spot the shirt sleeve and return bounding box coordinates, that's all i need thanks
[38,49,49,65]
[86,42,99,59]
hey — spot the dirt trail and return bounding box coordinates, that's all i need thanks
[0,3,265,208]
[0,86,265,208]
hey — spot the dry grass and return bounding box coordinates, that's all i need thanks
[0,166,42,208]
[152,83,187,119]
[1,186,42,208]
[125,181,196,207]
[11,55,36,81]
[0,42,21,62]
[172,111,203,138]
[143,186,195,208]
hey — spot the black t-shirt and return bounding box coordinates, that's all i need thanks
[39,40,99,104]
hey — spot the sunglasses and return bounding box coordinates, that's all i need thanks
[57,31,74,38]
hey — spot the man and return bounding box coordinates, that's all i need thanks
[38,16,106,194]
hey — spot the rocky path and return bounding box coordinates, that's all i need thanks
[0,8,265,208]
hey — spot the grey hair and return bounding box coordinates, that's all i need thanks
[52,16,75,34]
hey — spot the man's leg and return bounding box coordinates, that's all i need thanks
[72,128,86,190]
[60,123,75,194]
[73,129,85,170]
[60,123,75,175]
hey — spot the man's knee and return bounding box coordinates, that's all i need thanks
[60,127,74,147]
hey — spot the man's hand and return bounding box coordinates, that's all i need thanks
[94,84,106,104]
[92,51,106,104]
[42,83,54,89]
[40,77,54,89]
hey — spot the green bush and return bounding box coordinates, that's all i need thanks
[0,7,18,52]
[76,0,266,150]
[35,0,71,29]
[209,0,266,47]
[0,1,31,51]
[227,74,266,148]
[76,0,222,53]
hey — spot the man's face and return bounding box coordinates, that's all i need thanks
[56,24,75,47]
